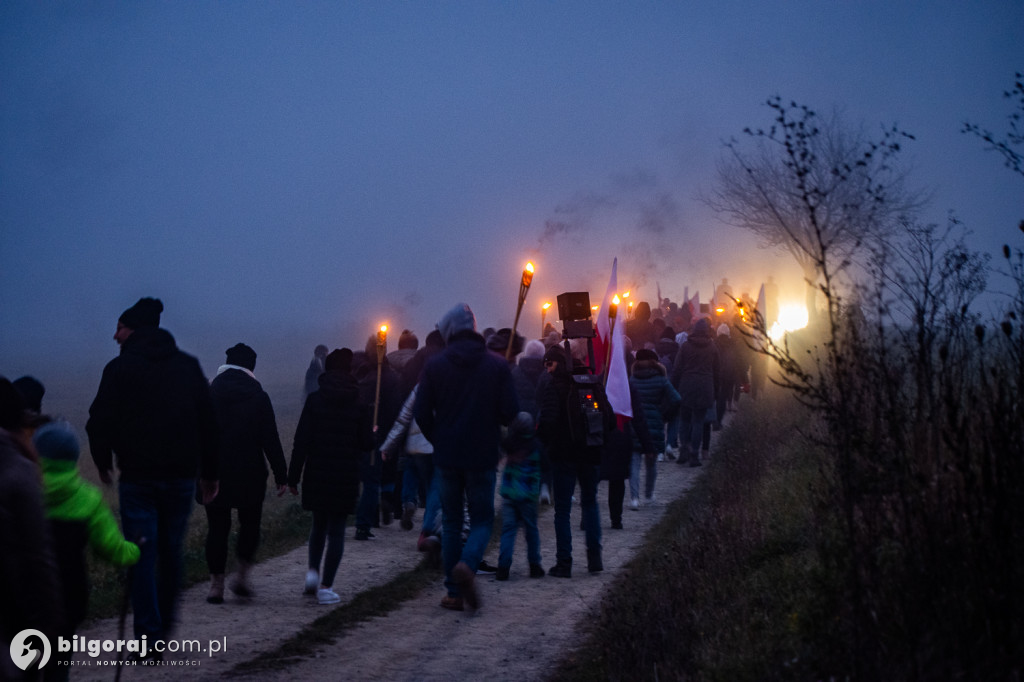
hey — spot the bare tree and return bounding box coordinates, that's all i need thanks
[706,98,922,322]
[963,71,1024,179]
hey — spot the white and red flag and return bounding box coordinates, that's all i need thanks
[593,258,632,419]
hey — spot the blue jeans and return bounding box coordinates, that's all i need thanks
[436,466,496,598]
[402,454,433,507]
[552,460,601,566]
[356,450,380,531]
[679,407,710,459]
[498,497,542,568]
[630,452,657,500]
[118,478,194,641]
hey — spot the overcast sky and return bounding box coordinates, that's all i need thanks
[2,1,1021,391]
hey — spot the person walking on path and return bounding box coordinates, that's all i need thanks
[288,348,374,605]
[86,296,219,649]
[670,317,720,467]
[34,420,140,682]
[628,349,680,507]
[203,343,288,604]
[414,303,519,612]
[537,344,614,578]
[496,411,545,581]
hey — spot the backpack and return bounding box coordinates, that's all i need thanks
[566,373,608,448]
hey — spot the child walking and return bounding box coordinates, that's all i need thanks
[496,412,545,580]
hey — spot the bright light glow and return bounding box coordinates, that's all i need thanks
[525,262,534,274]
[380,325,388,333]
[542,302,551,310]
[621,291,630,298]
[612,295,620,305]
[768,304,809,341]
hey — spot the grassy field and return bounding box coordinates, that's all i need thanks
[553,387,829,681]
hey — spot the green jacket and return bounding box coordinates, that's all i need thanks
[41,458,140,628]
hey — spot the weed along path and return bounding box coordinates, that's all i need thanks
[68,460,703,681]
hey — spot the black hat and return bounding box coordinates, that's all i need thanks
[119,297,163,330]
[325,348,353,373]
[485,328,524,355]
[635,348,659,363]
[0,377,29,431]
[225,343,257,371]
[12,376,45,413]
[542,345,567,365]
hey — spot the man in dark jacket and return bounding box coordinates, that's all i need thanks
[670,317,720,467]
[86,297,219,647]
[414,303,519,612]
[537,344,615,577]
[203,343,287,604]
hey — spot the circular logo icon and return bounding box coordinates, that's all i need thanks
[9,629,51,671]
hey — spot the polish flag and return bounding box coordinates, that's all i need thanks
[593,258,632,418]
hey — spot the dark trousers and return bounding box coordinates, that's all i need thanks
[607,478,625,525]
[204,502,263,574]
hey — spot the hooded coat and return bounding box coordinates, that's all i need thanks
[207,368,288,509]
[288,370,374,514]
[629,358,681,453]
[86,326,218,482]
[413,330,519,472]
[670,319,721,411]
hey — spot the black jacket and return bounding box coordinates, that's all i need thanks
[288,370,374,514]
[537,367,615,465]
[206,368,287,508]
[87,327,218,482]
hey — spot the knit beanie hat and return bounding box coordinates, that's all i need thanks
[717,324,731,337]
[33,421,80,462]
[225,343,257,371]
[522,339,545,359]
[325,348,353,373]
[635,348,659,363]
[507,411,535,440]
[118,297,163,330]
[485,328,524,355]
[437,303,476,342]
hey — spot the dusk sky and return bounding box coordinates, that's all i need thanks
[2,2,1021,396]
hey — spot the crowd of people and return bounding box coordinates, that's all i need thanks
[1,289,764,677]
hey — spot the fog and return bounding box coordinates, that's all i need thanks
[2,2,1021,418]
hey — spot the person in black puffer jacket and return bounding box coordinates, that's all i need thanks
[202,343,288,604]
[288,348,374,605]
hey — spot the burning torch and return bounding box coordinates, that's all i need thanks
[371,324,387,464]
[541,302,551,338]
[507,261,534,360]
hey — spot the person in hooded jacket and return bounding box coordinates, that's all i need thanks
[670,317,720,467]
[511,339,552,503]
[86,297,218,647]
[413,303,519,612]
[628,349,680,506]
[654,327,681,459]
[625,301,657,351]
[288,348,374,605]
[202,343,287,604]
[34,420,140,682]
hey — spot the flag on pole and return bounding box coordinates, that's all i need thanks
[756,283,766,326]
[687,290,700,318]
[593,258,632,418]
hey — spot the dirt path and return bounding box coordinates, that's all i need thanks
[67,460,702,681]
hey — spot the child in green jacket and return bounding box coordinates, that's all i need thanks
[34,420,140,679]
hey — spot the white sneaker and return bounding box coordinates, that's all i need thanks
[657,452,665,462]
[317,587,341,605]
[629,497,640,510]
[645,494,657,506]
[539,483,551,505]
[304,569,319,595]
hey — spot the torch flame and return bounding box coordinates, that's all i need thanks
[521,261,535,288]
[612,295,621,305]
[380,325,388,333]
[542,302,551,310]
